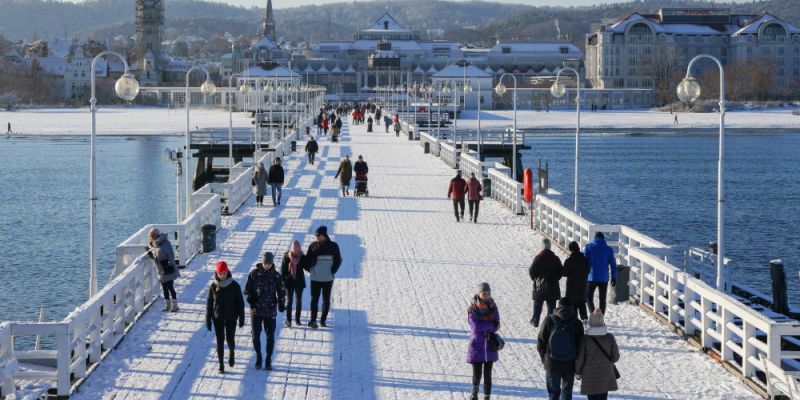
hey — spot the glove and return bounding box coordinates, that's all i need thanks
[278,303,286,313]
[206,321,212,332]
[610,278,617,287]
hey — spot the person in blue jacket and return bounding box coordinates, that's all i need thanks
[584,232,617,315]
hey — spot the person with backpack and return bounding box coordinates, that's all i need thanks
[584,232,618,315]
[304,226,342,329]
[537,297,584,400]
[466,172,482,223]
[305,136,319,165]
[447,170,468,222]
[244,252,286,371]
[529,238,563,327]
[267,157,284,206]
[563,241,591,323]
[467,282,500,400]
[576,309,620,400]
[147,228,180,312]
[206,261,245,374]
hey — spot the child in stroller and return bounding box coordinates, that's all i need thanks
[355,172,368,196]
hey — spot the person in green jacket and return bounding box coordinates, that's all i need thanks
[335,155,353,196]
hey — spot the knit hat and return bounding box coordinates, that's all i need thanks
[215,261,229,275]
[542,238,551,250]
[595,231,605,239]
[263,252,275,264]
[589,309,605,327]
[558,297,573,307]
[315,225,328,237]
[476,282,491,294]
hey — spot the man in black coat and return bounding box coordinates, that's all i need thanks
[529,238,563,327]
[244,252,286,370]
[305,225,342,329]
[267,157,285,206]
[563,241,590,322]
[353,155,368,176]
[537,297,584,400]
[305,136,319,165]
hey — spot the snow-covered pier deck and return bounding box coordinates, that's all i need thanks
[60,119,765,399]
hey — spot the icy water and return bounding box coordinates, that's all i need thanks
[0,135,183,322]
[522,131,800,308]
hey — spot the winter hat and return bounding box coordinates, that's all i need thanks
[476,282,491,294]
[589,309,605,327]
[263,252,275,264]
[568,241,580,253]
[315,225,328,237]
[595,231,605,239]
[215,261,229,275]
[558,297,573,307]
[542,238,551,250]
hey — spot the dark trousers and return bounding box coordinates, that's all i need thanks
[310,281,333,323]
[213,319,236,367]
[587,394,608,400]
[307,152,316,165]
[270,184,282,204]
[587,282,609,314]
[532,298,556,327]
[546,371,575,400]
[575,300,588,320]
[161,281,176,300]
[452,199,465,220]
[471,361,493,396]
[468,200,480,221]
[286,286,303,321]
[256,195,264,204]
[251,314,276,360]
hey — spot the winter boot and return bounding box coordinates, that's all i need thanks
[483,396,490,400]
[162,299,171,312]
[284,319,292,328]
[170,300,179,312]
[470,386,479,400]
[265,357,272,371]
[228,348,235,367]
[308,321,318,329]
[255,354,263,370]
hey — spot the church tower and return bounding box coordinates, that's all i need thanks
[261,0,277,39]
[135,0,164,85]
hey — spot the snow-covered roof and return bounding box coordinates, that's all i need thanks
[29,57,68,75]
[345,65,356,73]
[608,13,667,34]
[427,65,438,73]
[361,12,410,33]
[241,62,298,78]
[3,49,21,59]
[732,13,800,35]
[251,35,280,50]
[413,65,424,73]
[330,65,342,73]
[317,65,328,73]
[432,63,492,78]
[484,66,493,74]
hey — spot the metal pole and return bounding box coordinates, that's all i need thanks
[228,74,239,182]
[185,66,211,218]
[511,74,518,181]
[477,78,481,160]
[176,158,182,223]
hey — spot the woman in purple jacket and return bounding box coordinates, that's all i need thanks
[467,282,500,400]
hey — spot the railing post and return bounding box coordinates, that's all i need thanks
[701,296,713,349]
[56,323,71,397]
[72,321,87,379]
[721,306,733,365]
[741,320,755,378]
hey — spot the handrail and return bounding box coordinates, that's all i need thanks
[439,142,460,169]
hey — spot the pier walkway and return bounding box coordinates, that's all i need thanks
[72,119,757,399]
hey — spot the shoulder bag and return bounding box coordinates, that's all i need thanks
[590,336,620,379]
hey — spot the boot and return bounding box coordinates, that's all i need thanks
[162,299,171,312]
[483,396,490,400]
[255,354,263,370]
[284,319,292,328]
[228,348,235,367]
[218,353,225,374]
[470,386,479,400]
[265,356,272,371]
[295,318,302,326]
[170,300,179,312]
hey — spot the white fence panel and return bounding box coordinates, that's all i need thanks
[440,142,460,169]
[487,168,523,214]
[460,151,484,180]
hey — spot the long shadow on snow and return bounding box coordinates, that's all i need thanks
[330,309,377,399]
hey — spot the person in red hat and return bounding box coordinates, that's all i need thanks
[206,261,245,374]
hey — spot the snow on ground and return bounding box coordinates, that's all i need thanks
[0,106,253,135]
[71,118,759,399]
[456,109,799,131]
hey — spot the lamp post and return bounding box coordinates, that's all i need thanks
[550,67,582,212]
[677,54,728,293]
[436,82,443,141]
[227,74,250,181]
[89,51,139,297]
[495,73,518,181]
[185,66,216,219]
[464,78,481,160]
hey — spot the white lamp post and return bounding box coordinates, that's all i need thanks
[89,51,139,297]
[185,66,216,219]
[677,54,729,293]
[227,74,250,181]
[550,67,582,212]
[495,73,518,180]
[464,79,481,160]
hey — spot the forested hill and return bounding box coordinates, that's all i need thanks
[1,0,799,46]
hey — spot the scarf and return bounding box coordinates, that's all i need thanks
[288,240,303,278]
[468,295,498,321]
[215,276,232,292]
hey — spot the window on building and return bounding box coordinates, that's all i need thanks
[763,24,787,42]
[502,47,511,54]
[629,67,636,75]
[147,43,152,50]
[560,47,569,54]
[81,71,85,77]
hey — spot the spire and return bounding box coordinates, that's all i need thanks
[262,0,276,39]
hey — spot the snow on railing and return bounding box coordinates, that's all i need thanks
[459,151,484,180]
[439,142,460,169]
[488,168,523,214]
[419,132,440,156]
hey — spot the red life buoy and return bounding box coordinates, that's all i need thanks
[523,168,534,202]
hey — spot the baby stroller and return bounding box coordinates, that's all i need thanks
[355,172,368,197]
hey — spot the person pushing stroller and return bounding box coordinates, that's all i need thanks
[354,155,369,196]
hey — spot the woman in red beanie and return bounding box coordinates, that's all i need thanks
[206,261,245,374]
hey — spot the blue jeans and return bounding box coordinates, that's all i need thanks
[546,371,574,400]
[270,183,282,204]
[532,298,556,327]
[251,314,276,359]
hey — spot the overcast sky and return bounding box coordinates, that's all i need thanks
[219,0,753,10]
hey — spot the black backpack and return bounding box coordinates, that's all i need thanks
[548,316,577,361]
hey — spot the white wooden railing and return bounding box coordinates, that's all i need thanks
[488,168,523,214]
[459,151,484,180]
[439,142,460,169]
[419,131,440,156]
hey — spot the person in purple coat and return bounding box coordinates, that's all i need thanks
[467,282,500,400]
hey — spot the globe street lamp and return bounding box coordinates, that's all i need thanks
[185,66,216,219]
[677,54,729,292]
[89,50,139,297]
[495,73,518,180]
[550,67,582,212]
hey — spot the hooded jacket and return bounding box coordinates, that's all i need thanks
[584,237,618,283]
[267,164,284,185]
[206,278,245,325]
[244,263,286,318]
[529,249,563,301]
[305,139,319,153]
[448,176,468,201]
[305,238,342,282]
[335,159,353,185]
[537,304,584,374]
[148,233,180,284]
[563,251,590,305]
[576,326,620,395]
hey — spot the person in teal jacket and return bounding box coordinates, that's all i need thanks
[584,232,617,314]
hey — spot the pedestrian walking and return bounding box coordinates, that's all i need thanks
[585,232,617,314]
[281,240,306,327]
[563,241,590,322]
[147,228,180,312]
[447,170,468,222]
[206,261,245,374]
[466,172,483,223]
[394,120,401,137]
[6,122,11,134]
[576,309,620,400]
[305,136,319,165]
[367,116,374,132]
[305,226,342,329]
[353,155,368,176]
[538,297,584,400]
[335,155,353,196]
[674,114,679,127]
[467,282,500,400]
[244,252,286,371]
[253,161,268,206]
[267,157,284,206]
[529,238,563,327]
[384,115,391,132]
